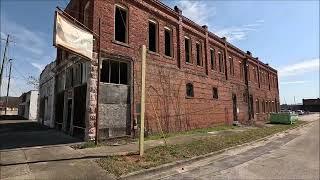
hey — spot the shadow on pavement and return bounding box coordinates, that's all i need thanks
[0,119,82,150]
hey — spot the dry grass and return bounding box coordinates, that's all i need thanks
[97,121,307,177]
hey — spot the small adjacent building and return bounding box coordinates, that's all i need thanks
[0,96,19,115]
[18,90,39,120]
[38,61,56,127]
[303,98,320,112]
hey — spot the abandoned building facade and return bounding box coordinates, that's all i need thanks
[54,0,280,140]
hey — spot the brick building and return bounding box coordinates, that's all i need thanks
[54,0,279,140]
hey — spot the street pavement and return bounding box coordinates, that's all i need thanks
[0,119,112,180]
[133,114,319,180]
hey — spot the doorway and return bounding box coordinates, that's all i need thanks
[232,94,238,122]
[66,99,72,134]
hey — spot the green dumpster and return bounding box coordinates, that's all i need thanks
[269,113,298,124]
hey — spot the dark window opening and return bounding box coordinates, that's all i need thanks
[186,83,194,97]
[120,62,128,84]
[148,21,157,52]
[115,6,127,43]
[164,28,172,57]
[196,43,201,66]
[229,57,234,75]
[218,52,224,73]
[210,49,215,70]
[66,67,73,89]
[256,99,260,113]
[110,61,120,84]
[100,59,129,85]
[213,87,218,99]
[101,60,110,83]
[185,37,191,63]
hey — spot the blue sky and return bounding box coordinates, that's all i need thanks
[1,0,319,104]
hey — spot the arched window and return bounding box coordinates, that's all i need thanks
[186,83,194,97]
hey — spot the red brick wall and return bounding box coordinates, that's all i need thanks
[63,0,280,135]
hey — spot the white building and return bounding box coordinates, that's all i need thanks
[18,90,39,120]
[38,61,55,127]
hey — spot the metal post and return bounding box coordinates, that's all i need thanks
[5,59,12,115]
[0,34,9,96]
[139,45,147,156]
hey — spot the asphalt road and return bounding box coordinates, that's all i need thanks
[138,114,319,180]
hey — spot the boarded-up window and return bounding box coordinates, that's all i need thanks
[115,5,128,43]
[164,27,172,57]
[101,59,128,85]
[196,42,202,66]
[210,48,215,70]
[185,37,191,63]
[186,83,194,97]
[148,20,157,52]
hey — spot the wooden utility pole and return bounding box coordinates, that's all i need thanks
[139,45,147,156]
[5,59,12,115]
[0,34,10,96]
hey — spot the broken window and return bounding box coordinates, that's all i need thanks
[164,27,172,57]
[100,59,129,85]
[186,83,194,97]
[196,42,202,66]
[115,5,128,43]
[185,37,191,63]
[213,87,218,99]
[210,48,215,70]
[148,20,158,52]
[83,1,90,27]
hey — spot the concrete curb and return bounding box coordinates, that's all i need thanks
[120,121,313,179]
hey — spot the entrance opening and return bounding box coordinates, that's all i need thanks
[66,99,72,133]
[232,94,238,122]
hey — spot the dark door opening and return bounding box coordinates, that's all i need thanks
[232,94,238,122]
[66,99,72,133]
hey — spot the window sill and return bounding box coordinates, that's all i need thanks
[163,55,174,60]
[112,40,131,48]
[147,50,160,56]
[196,65,204,68]
[186,62,193,66]
[185,96,194,99]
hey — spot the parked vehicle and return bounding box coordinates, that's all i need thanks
[296,110,304,115]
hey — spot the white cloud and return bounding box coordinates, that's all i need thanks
[177,0,216,25]
[174,1,263,43]
[1,15,47,56]
[31,63,45,72]
[280,81,310,85]
[214,20,264,42]
[0,31,6,39]
[278,58,320,77]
